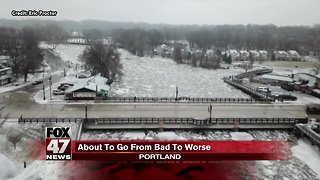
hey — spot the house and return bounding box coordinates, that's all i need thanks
[258,50,269,61]
[249,50,259,58]
[165,40,190,49]
[0,55,12,67]
[156,44,170,57]
[273,51,288,60]
[205,49,215,57]
[256,74,293,85]
[0,64,13,85]
[65,75,110,100]
[287,50,301,61]
[239,50,249,61]
[227,50,240,61]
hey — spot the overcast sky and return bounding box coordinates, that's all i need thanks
[1,0,319,26]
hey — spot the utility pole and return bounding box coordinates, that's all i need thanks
[175,86,179,101]
[208,104,213,123]
[85,103,88,121]
[42,83,46,100]
[49,75,52,100]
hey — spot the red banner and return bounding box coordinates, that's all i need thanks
[70,140,290,161]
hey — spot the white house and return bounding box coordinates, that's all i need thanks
[249,50,259,60]
[227,50,240,61]
[287,50,300,60]
[65,75,110,99]
[258,50,269,61]
[273,51,288,60]
[239,50,249,61]
[205,49,215,57]
[0,64,13,86]
[0,55,12,67]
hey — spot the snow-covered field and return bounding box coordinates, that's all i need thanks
[82,130,320,179]
[0,121,79,179]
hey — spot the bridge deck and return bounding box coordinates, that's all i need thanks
[12,104,306,119]
[84,123,295,130]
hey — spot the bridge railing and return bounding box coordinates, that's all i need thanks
[295,124,320,145]
[18,116,82,123]
[89,117,297,125]
[18,116,301,125]
[95,96,258,103]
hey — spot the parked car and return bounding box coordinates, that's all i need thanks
[53,89,65,95]
[257,87,271,93]
[32,80,43,85]
[58,85,69,91]
[281,83,295,91]
[77,74,89,78]
[272,93,297,101]
[60,83,74,87]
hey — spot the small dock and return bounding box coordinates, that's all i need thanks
[295,124,320,148]
[223,78,272,100]
[235,68,273,79]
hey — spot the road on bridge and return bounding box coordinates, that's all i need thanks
[0,103,306,119]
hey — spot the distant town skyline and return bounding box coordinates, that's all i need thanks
[1,0,319,26]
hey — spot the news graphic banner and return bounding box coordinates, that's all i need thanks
[45,127,290,162]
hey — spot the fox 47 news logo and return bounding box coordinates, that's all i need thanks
[45,127,72,160]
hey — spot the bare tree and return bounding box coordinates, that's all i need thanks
[82,42,122,82]
[17,27,44,82]
[43,23,67,50]
[173,45,183,64]
[7,130,23,149]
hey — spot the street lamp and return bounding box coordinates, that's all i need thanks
[49,75,52,100]
[208,104,212,123]
[42,83,46,100]
[85,103,88,121]
[175,86,179,101]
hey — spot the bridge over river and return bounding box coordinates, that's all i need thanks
[14,103,308,130]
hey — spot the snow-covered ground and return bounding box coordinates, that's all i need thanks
[292,139,320,179]
[34,44,88,104]
[0,153,16,179]
[0,73,49,94]
[39,43,86,66]
[0,121,79,180]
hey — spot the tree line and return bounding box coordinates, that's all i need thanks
[110,24,320,57]
[1,19,319,56]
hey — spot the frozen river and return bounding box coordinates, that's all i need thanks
[110,50,250,98]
